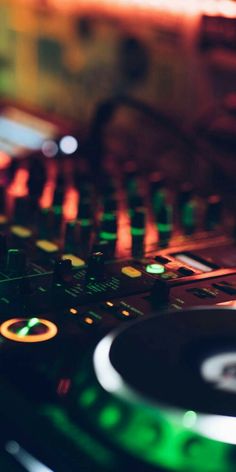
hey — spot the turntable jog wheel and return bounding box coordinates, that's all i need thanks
[76,308,236,471]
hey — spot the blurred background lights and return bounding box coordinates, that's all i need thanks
[59,135,78,155]
[41,140,58,158]
[0,151,11,169]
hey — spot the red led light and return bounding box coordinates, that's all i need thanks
[39,182,55,209]
[8,169,29,198]
[57,378,71,396]
[63,187,79,221]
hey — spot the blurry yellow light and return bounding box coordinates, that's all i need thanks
[70,308,78,315]
[121,310,130,317]
[106,301,114,307]
[84,317,94,325]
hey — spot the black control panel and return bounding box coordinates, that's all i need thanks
[0,103,235,472]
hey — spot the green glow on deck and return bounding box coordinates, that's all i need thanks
[79,387,99,408]
[131,228,145,236]
[183,410,197,428]
[183,202,196,227]
[99,404,122,429]
[100,231,117,241]
[146,263,165,274]
[28,318,40,328]
[17,327,29,337]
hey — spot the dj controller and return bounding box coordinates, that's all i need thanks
[0,101,236,471]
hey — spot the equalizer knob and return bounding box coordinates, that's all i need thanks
[131,208,146,257]
[149,278,170,308]
[13,196,31,225]
[28,158,46,199]
[204,195,222,231]
[6,249,27,275]
[0,186,6,214]
[178,184,197,235]
[0,234,7,267]
[156,203,173,248]
[53,258,73,284]
[86,251,105,281]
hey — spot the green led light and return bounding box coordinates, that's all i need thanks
[79,387,99,408]
[153,191,166,213]
[18,326,29,337]
[75,369,230,472]
[99,405,122,429]
[100,232,117,241]
[80,219,92,227]
[42,406,114,468]
[28,318,39,328]
[183,410,197,428]
[17,318,39,336]
[131,228,145,236]
[102,213,116,221]
[157,223,172,232]
[146,264,165,275]
[183,202,196,227]
[53,205,62,215]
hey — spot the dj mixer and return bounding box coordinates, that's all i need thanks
[0,100,236,471]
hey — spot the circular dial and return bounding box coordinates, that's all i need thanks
[0,318,58,343]
[97,308,236,416]
[72,308,236,472]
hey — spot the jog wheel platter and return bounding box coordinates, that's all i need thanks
[75,308,236,472]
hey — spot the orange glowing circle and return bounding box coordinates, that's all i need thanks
[0,318,58,343]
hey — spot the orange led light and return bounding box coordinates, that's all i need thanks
[63,187,79,221]
[84,317,94,325]
[39,182,55,209]
[106,301,114,307]
[70,308,78,315]
[121,310,130,317]
[8,169,29,198]
[0,318,58,343]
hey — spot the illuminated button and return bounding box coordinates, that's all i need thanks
[121,266,142,278]
[69,308,78,315]
[36,240,59,253]
[146,263,165,275]
[0,318,58,343]
[62,254,85,268]
[101,301,116,311]
[80,312,101,327]
[84,317,94,325]
[115,308,137,320]
[11,225,32,239]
